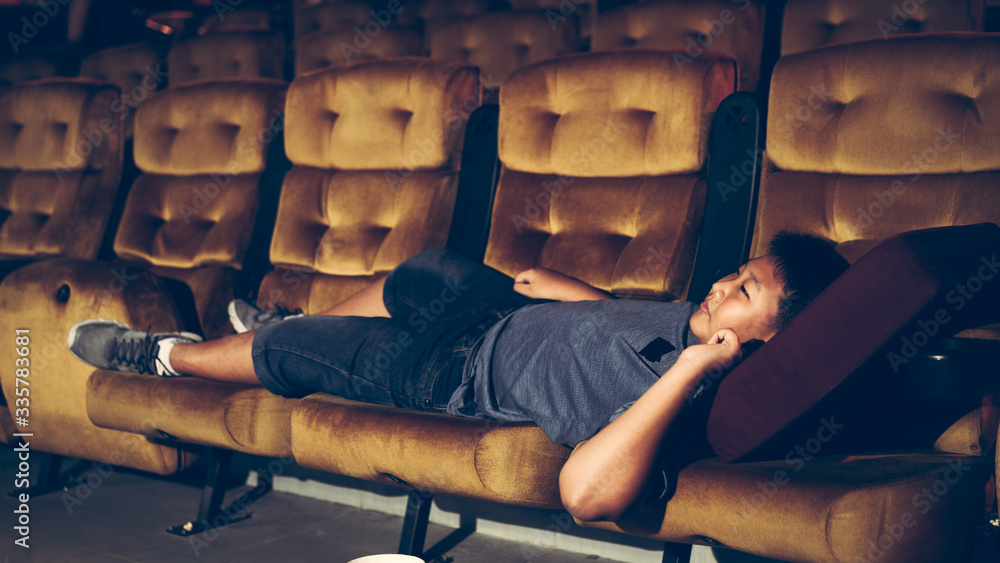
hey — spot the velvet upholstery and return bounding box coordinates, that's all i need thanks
[0,79,123,261]
[88,372,293,457]
[294,2,375,42]
[427,11,579,93]
[202,8,273,34]
[594,0,764,92]
[113,78,287,336]
[0,259,195,474]
[295,26,423,76]
[781,0,984,55]
[262,58,478,313]
[167,31,286,86]
[509,0,594,40]
[79,43,167,139]
[484,50,736,299]
[582,453,989,562]
[396,0,497,28]
[292,394,570,507]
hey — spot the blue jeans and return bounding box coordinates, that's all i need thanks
[251,249,541,412]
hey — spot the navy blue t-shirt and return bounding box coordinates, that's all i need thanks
[446,299,698,446]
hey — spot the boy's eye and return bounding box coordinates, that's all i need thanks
[740,284,749,298]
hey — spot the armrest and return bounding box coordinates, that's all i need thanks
[905,337,1000,402]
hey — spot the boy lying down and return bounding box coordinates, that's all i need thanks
[68,233,848,521]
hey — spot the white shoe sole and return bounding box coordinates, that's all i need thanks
[228,300,251,333]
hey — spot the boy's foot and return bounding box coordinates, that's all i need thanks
[67,319,202,376]
[228,299,304,333]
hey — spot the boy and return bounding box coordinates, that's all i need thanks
[67,232,849,521]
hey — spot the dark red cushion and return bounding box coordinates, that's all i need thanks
[707,224,1000,463]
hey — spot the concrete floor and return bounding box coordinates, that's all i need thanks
[0,449,632,563]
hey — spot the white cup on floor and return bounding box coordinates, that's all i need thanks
[347,555,424,563]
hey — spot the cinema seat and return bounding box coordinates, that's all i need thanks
[202,8,274,34]
[80,43,167,140]
[293,1,376,42]
[289,49,737,556]
[578,33,1000,563]
[594,0,765,92]
[167,31,286,86]
[509,0,595,43]
[294,26,423,76]
[0,78,125,444]
[781,0,984,55]
[396,0,501,29]
[110,78,288,338]
[428,11,579,102]
[84,58,480,534]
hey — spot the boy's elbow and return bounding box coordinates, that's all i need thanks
[560,482,628,523]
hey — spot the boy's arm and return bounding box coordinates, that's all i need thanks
[513,267,614,301]
[558,329,742,522]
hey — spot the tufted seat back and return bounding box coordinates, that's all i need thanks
[0,78,123,262]
[257,58,480,313]
[112,78,287,335]
[594,0,765,92]
[483,49,737,300]
[752,33,1000,265]
[509,0,595,41]
[781,0,984,55]
[294,1,376,42]
[294,26,424,76]
[396,0,499,28]
[428,11,579,100]
[167,31,286,86]
[202,8,274,34]
[80,43,167,140]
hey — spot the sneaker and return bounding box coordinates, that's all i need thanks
[67,319,202,376]
[228,299,304,333]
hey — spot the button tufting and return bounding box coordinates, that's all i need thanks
[56,284,70,303]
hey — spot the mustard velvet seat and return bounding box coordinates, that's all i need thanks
[0,259,196,474]
[293,1,376,42]
[167,31,287,86]
[594,0,765,92]
[86,59,479,459]
[80,43,167,140]
[289,49,736,549]
[396,0,500,29]
[509,0,595,42]
[257,58,479,313]
[427,10,580,101]
[781,0,984,55]
[0,78,125,443]
[294,26,424,76]
[110,78,287,338]
[201,8,274,34]
[577,33,1000,562]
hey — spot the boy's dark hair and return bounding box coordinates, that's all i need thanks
[766,232,850,331]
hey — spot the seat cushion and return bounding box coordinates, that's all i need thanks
[579,452,989,563]
[87,371,296,457]
[291,394,571,508]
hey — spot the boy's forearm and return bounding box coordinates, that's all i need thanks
[558,359,705,521]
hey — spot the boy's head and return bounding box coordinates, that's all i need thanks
[689,232,850,344]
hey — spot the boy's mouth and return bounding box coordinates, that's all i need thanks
[700,301,710,316]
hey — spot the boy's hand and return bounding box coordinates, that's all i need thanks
[676,328,742,375]
[513,268,612,301]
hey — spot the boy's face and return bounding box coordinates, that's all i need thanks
[689,256,784,344]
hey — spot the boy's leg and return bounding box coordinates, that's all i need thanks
[169,332,258,385]
[312,276,389,318]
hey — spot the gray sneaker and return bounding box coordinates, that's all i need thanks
[228,299,304,333]
[67,319,202,376]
